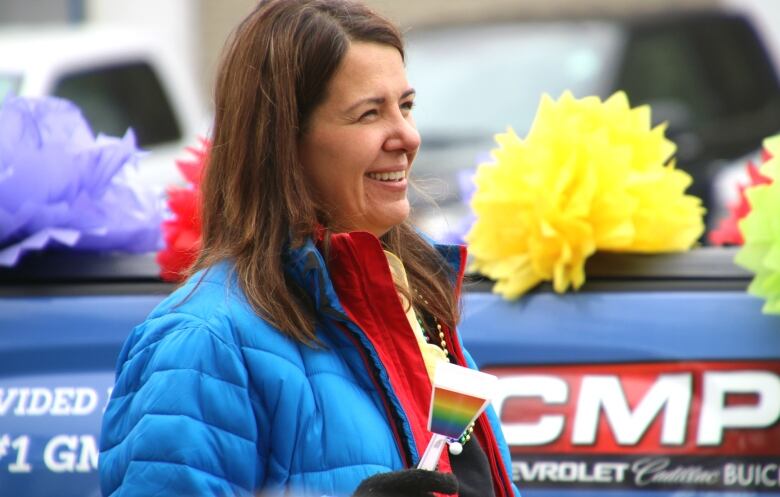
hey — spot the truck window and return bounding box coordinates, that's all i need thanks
[406,22,620,141]
[52,61,181,147]
[617,27,715,130]
[692,15,780,121]
[614,13,780,220]
[615,14,780,158]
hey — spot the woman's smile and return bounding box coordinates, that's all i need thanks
[365,167,408,191]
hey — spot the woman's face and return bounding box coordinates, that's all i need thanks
[299,41,420,237]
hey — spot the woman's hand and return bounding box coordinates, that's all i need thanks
[352,469,458,496]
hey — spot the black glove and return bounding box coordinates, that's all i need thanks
[352,468,458,497]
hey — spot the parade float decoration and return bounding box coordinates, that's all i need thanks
[0,96,161,266]
[709,148,773,246]
[466,91,705,299]
[734,134,780,314]
[156,138,209,282]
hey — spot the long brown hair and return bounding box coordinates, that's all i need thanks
[194,0,460,343]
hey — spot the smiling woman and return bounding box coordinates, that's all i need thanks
[98,1,520,497]
[299,42,421,236]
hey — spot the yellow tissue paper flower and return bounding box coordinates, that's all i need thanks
[466,91,705,299]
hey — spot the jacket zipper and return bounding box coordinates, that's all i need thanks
[333,317,415,468]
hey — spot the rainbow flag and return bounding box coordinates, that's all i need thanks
[429,386,488,438]
[426,362,498,439]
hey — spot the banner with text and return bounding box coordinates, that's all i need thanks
[487,360,780,494]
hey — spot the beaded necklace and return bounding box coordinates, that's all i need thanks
[415,293,474,456]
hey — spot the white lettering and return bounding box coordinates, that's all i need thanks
[541,461,557,481]
[0,388,100,416]
[44,435,78,472]
[72,389,98,416]
[7,436,32,473]
[13,389,30,415]
[633,457,720,487]
[724,463,780,487]
[514,460,629,483]
[0,389,19,415]
[558,462,577,481]
[763,465,779,487]
[26,388,54,416]
[50,388,75,416]
[494,375,567,446]
[516,461,542,481]
[698,372,780,445]
[572,374,691,445]
[75,436,98,472]
[43,435,98,473]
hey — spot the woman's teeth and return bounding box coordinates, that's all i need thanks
[367,171,405,182]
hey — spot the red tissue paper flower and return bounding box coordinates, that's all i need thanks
[709,149,773,246]
[156,138,210,282]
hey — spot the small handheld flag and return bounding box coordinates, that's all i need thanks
[417,362,498,470]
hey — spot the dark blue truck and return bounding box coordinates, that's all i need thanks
[1,247,778,497]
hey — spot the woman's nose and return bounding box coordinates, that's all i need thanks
[383,114,421,154]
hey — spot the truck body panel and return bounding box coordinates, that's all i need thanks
[1,249,778,496]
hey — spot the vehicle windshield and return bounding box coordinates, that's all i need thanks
[405,21,624,140]
[404,21,625,240]
[0,73,22,103]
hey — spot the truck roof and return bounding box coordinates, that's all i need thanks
[0,25,159,77]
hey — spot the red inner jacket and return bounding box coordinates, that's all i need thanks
[324,231,513,497]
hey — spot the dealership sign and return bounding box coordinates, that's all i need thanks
[487,361,780,492]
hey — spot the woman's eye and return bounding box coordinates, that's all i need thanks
[401,101,415,112]
[359,109,378,121]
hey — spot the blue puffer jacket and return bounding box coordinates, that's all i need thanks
[99,234,519,497]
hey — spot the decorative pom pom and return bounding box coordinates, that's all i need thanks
[735,134,780,314]
[0,96,162,266]
[156,138,210,282]
[466,91,704,299]
[709,150,772,246]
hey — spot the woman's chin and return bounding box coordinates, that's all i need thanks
[360,201,410,237]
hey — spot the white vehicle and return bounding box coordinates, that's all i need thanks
[0,25,210,193]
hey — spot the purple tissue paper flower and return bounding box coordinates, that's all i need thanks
[0,96,163,266]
